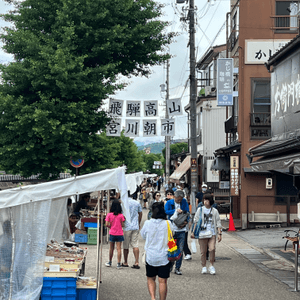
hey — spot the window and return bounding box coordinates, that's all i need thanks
[251,79,271,139]
[275,1,300,30]
[252,79,271,114]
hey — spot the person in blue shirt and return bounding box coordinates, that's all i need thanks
[164,190,190,275]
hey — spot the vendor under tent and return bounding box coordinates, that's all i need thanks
[0,166,129,300]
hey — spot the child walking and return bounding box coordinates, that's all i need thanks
[105,199,125,269]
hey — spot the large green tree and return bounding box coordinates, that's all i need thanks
[162,142,188,158]
[142,152,163,176]
[0,0,174,178]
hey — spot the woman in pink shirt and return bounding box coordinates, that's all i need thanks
[105,200,125,269]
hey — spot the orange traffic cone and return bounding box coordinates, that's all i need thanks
[228,212,236,231]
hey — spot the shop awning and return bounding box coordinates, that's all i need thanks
[170,155,191,181]
[243,167,271,174]
[250,152,300,173]
[215,141,241,155]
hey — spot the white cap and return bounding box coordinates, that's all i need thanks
[202,183,208,188]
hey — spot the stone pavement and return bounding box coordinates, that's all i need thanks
[81,210,300,299]
[228,226,300,291]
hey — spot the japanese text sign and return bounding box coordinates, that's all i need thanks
[245,39,290,64]
[109,99,124,117]
[230,156,239,196]
[126,101,141,117]
[144,101,158,117]
[166,98,182,116]
[106,118,121,136]
[217,58,233,106]
[143,120,157,137]
[125,120,140,137]
[161,119,175,136]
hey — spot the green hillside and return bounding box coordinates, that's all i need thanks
[137,142,165,154]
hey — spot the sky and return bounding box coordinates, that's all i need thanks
[0,0,230,145]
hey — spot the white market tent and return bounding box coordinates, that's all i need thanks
[0,166,130,300]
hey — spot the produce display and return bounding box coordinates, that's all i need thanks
[77,277,97,288]
[44,241,87,277]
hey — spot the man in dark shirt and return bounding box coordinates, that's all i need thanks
[195,184,207,207]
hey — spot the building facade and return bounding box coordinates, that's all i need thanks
[185,45,229,204]
[216,0,299,228]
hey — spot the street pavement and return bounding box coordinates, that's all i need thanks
[83,210,300,300]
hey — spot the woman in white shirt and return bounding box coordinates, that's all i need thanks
[140,202,172,300]
[191,193,222,275]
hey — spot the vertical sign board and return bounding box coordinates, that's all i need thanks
[217,58,233,106]
[230,156,239,196]
[191,157,198,189]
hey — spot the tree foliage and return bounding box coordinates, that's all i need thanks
[141,152,163,176]
[162,142,188,158]
[0,0,174,178]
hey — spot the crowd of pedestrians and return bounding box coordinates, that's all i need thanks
[104,176,222,300]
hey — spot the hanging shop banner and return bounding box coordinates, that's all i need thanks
[230,156,239,196]
[106,118,121,136]
[217,58,233,106]
[143,120,157,137]
[161,119,175,136]
[126,101,141,117]
[167,98,182,116]
[109,99,124,117]
[144,101,158,117]
[124,119,140,137]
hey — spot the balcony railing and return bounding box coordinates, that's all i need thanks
[225,116,238,133]
[227,29,239,52]
[271,15,300,31]
[250,112,271,126]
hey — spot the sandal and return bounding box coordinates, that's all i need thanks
[121,263,129,267]
[131,264,140,269]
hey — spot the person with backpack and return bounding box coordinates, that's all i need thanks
[105,200,126,269]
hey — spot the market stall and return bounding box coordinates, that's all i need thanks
[0,166,129,300]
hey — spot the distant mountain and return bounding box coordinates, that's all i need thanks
[135,138,189,154]
[134,141,144,147]
[137,142,165,154]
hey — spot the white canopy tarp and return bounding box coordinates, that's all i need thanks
[0,167,129,300]
[125,171,145,194]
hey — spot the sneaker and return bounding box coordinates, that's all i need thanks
[201,267,207,274]
[174,268,182,275]
[105,261,112,267]
[116,263,122,269]
[184,254,192,260]
[208,266,216,275]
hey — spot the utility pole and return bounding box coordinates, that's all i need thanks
[189,0,198,213]
[165,60,171,185]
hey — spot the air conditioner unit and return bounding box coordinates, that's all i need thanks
[205,86,216,96]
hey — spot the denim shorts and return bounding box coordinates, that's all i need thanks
[109,234,124,242]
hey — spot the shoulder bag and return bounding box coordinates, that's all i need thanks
[173,211,189,228]
[166,221,182,261]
